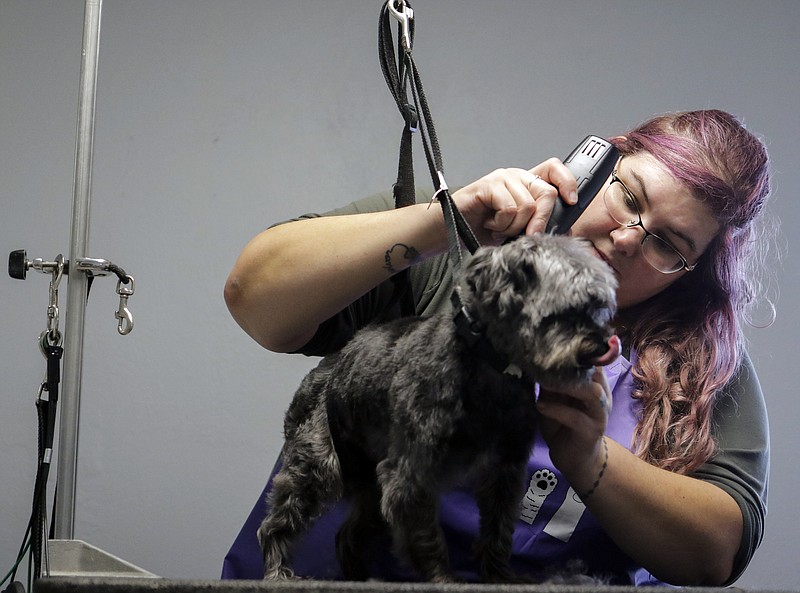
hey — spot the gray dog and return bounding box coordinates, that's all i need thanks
[258,233,619,583]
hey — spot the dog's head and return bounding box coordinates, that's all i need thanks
[459,234,619,387]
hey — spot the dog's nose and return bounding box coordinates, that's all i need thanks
[591,335,621,367]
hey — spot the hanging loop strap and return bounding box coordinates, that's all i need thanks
[379,0,483,324]
[379,1,479,251]
[379,0,418,317]
[433,174,479,277]
[379,0,418,209]
[378,1,415,116]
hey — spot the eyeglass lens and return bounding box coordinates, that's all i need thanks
[603,179,685,274]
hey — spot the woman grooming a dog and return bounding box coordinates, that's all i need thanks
[223,110,772,586]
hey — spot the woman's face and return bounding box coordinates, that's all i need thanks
[570,152,721,310]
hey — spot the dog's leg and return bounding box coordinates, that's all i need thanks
[335,482,384,581]
[377,458,459,583]
[257,467,308,580]
[474,459,532,583]
[258,407,343,580]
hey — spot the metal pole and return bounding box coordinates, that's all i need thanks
[54,0,103,539]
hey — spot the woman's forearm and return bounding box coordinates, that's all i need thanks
[224,203,448,352]
[580,438,743,585]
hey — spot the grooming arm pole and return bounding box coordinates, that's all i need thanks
[54,0,103,540]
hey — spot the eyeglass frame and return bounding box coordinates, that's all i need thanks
[602,159,697,274]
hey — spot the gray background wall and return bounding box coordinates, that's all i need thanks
[1,0,798,587]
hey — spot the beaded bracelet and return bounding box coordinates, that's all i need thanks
[579,437,608,502]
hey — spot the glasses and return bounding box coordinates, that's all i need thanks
[602,162,696,274]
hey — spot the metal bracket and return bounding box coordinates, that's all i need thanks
[9,249,135,335]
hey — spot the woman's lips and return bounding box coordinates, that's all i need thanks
[593,245,618,274]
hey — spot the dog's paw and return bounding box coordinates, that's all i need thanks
[430,572,466,584]
[263,566,297,581]
[519,469,558,524]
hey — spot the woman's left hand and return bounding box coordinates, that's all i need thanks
[536,367,612,494]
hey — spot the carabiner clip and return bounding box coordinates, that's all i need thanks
[45,255,65,347]
[387,0,414,53]
[50,255,64,291]
[115,275,135,335]
[115,300,133,336]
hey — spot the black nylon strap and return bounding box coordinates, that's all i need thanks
[435,182,478,278]
[30,343,63,579]
[377,1,517,377]
[44,344,62,448]
[379,1,417,210]
[378,1,480,258]
[379,1,418,316]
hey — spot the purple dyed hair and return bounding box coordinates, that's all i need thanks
[611,110,772,473]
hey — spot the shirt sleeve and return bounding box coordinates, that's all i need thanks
[690,350,769,584]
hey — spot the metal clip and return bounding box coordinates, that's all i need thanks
[114,275,135,335]
[37,381,48,401]
[73,257,113,276]
[387,0,414,53]
[39,329,63,357]
[44,255,65,349]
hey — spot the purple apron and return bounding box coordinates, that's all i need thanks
[222,351,668,585]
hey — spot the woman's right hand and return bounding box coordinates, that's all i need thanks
[452,158,579,244]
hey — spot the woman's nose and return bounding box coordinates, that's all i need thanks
[610,225,643,257]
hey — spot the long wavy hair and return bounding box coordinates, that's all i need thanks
[612,110,773,474]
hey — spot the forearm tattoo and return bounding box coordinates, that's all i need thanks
[383,243,420,274]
